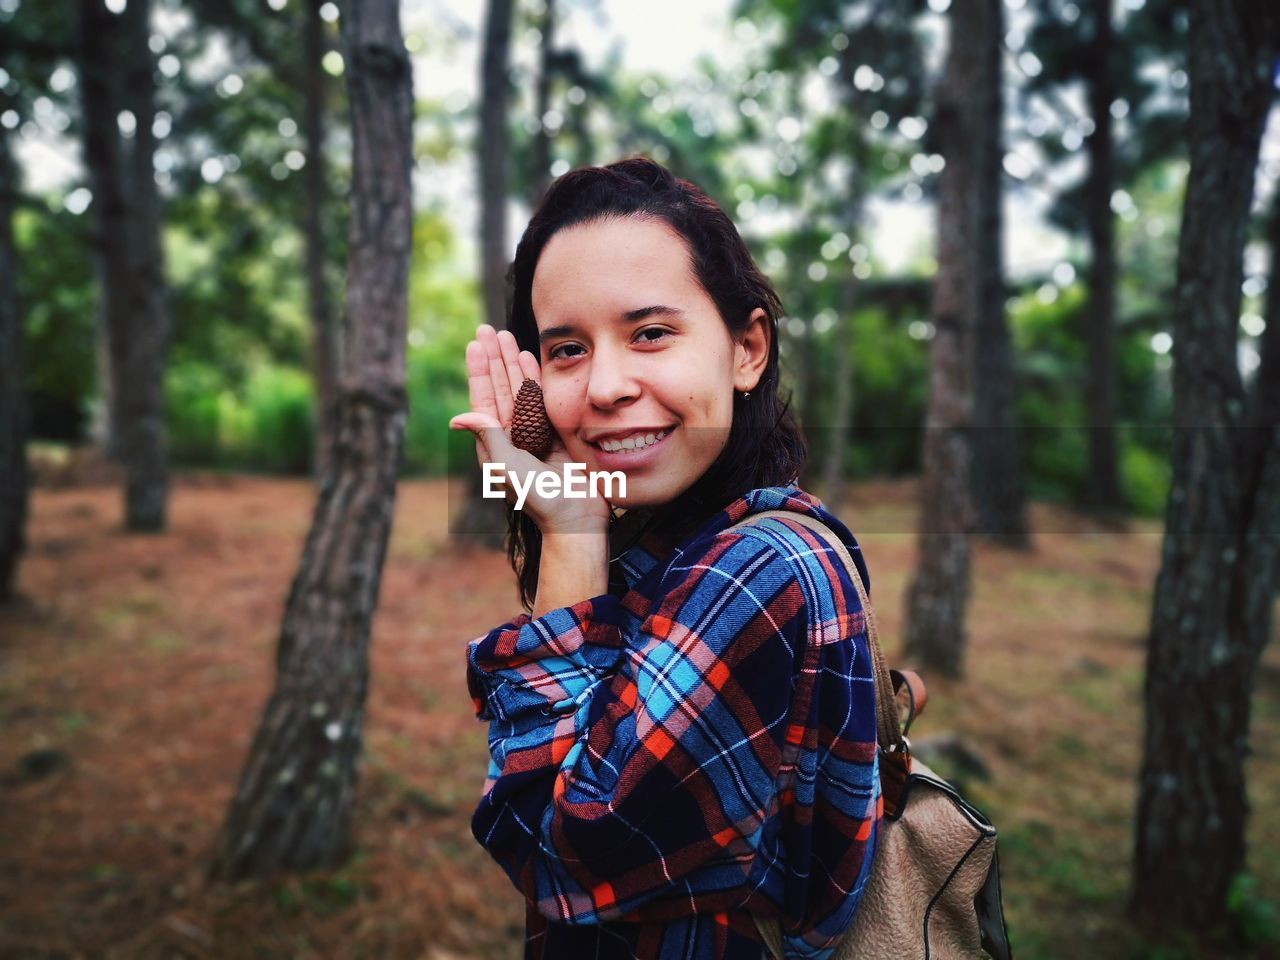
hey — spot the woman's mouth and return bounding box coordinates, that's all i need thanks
[587,427,676,468]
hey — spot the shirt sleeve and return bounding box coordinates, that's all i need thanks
[464,526,879,957]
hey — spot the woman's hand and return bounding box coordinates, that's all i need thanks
[449,324,611,537]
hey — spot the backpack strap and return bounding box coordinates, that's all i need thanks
[724,509,918,815]
[890,668,927,736]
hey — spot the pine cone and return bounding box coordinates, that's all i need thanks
[511,378,554,459]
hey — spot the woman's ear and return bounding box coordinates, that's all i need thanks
[734,308,771,392]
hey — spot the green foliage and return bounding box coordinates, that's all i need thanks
[166,361,225,465]
[1011,284,1089,503]
[1227,874,1280,947]
[222,366,314,474]
[802,304,929,476]
[16,206,97,441]
[1120,439,1172,517]
[167,362,313,474]
[1004,819,1117,903]
[159,202,477,477]
[1009,282,1171,512]
[273,872,360,917]
[404,208,483,475]
[405,350,468,475]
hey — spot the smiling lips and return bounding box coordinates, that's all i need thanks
[590,428,672,453]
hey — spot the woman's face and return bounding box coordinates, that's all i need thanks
[532,216,770,509]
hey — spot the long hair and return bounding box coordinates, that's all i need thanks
[504,157,806,610]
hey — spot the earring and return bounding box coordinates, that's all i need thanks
[741,390,751,400]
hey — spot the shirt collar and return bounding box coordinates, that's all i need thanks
[610,480,856,592]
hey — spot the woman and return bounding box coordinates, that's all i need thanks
[450,158,880,960]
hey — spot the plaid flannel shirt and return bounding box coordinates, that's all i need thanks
[465,483,881,959]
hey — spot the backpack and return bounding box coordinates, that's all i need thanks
[729,510,1012,960]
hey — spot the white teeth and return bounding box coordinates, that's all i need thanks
[596,429,669,453]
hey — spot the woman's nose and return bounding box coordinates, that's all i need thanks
[585,347,639,410]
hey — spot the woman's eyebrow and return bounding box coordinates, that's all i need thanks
[538,305,685,343]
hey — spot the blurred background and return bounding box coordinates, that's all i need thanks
[1,0,1278,957]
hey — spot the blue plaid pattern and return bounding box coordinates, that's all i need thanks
[466,483,881,959]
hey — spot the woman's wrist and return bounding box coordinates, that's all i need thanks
[532,532,609,619]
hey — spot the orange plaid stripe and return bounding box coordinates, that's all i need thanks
[708,660,731,689]
[591,881,616,911]
[646,726,676,760]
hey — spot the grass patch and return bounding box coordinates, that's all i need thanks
[56,710,90,734]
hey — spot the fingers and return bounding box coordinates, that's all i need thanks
[496,328,526,397]
[465,340,499,422]
[449,411,504,466]
[518,348,540,383]
[449,411,497,448]
[465,324,543,446]
[477,325,514,425]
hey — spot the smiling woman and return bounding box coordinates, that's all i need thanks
[449,158,881,960]
[531,214,769,510]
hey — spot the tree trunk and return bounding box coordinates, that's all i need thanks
[1259,195,1280,433]
[820,282,856,513]
[821,168,865,511]
[93,305,118,459]
[531,0,557,203]
[969,0,1028,548]
[479,0,512,333]
[454,0,515,548]
[0,129,26,602]
[1084,0,1123,515]
[208,0,413,880]
[305,0,339,479]
[78,0,170,532]
[904,0,998,678]
[1129,0,1280,935]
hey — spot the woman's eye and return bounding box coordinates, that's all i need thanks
[635,327,670,344]
[547,343,585,361]
[548,329,668,361]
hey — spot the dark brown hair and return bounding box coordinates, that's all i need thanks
[504,157,806,611]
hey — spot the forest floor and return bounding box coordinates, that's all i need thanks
[1,472,1278,960]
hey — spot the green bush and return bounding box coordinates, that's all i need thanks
[1120,435,1172,517]
[234,366,314,474]
[167,362,226,466]
[1011,285,1090,504]
[1227,873,1280,947]
[805,306,930,478]
[404,344,469,475]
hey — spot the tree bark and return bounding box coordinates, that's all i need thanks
[453,0,515,548]
[304,0,339,479]
[820,150,866,513]
[78,0,170,532]
[531,0,557,203]
[904,0,998,678]
[479,0,512,333]
[820,284,856,512]
[969,0,1028,548]
[1084,0,1123,515]
[0,129,26,602]
[209,0,413,880]
[1129,0,1280,934]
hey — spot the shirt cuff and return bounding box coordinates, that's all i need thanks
[466,593,628,722]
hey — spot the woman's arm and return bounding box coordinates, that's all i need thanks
[531,533,608,619]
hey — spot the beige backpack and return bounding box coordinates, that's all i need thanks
[729,510,1011,960]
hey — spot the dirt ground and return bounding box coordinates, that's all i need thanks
[1,473,1277,959]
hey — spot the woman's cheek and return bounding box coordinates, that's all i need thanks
[540,381,576,435]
